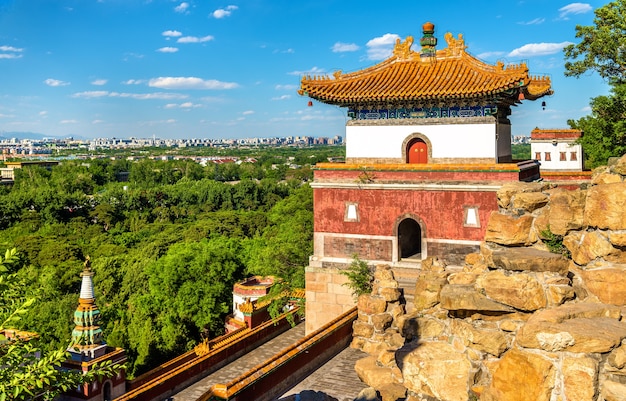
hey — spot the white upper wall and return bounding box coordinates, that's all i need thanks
[531,141,583,170]
[346,122,497,160]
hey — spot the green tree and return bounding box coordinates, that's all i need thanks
[0,249,121,401]
[564,1,626,167]
[563,0,626,85]
[568,83,626,168]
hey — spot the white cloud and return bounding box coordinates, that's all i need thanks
[148,76,238,90]
[508,42,573,57]
[123,79,145,85]
[92,119,104,124]
[272,95,291,100]
[366,33,400,60]
[157,47,179,53]
[0,53,23,59]
[518,18,545,25]
[476,51,506,60]
[174,2,189,14]
[289,66,326,76]
[71,91,188,100]
[162,30,182,38]
[0,45,24,59]
[44,78,70,87]
[242,110,254,115]
[60,119,78,124]
[177,35,214,44]
[332,42,359,53]
[164,102,202,109]
[0,45,22,51]
[91,79,107,86]
[39,111,47,116]
[212,5,238,19]
[275,84,298,90]
[559,3,593,19]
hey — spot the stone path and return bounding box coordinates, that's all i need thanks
[168,324,307,400]
[167,322,369,401]
[276,346,368,401]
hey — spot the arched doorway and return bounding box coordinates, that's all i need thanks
[407,138,428,164]
[397,218,422,259]
[103,382,112,401]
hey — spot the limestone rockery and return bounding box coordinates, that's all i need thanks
[350,156,626,401]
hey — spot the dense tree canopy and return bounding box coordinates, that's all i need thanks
[0,147,327,377]
[564,0,626,85]
[564,1,626,167]
[0,249,121,401]
[568,83,626,168]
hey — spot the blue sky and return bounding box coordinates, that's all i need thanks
[0,0,611,140]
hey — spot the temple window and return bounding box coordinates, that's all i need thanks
[345,202,359,222]
[560,152,567,161]
[544,152,551,161]
[463,206,480,228]
[535,152,541,161]
[570,152,577,161]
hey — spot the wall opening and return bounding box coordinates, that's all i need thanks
[398,218,422,259]
[103,381,112,401]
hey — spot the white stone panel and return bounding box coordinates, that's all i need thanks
[346,123,497,160]
[531,141,583,170]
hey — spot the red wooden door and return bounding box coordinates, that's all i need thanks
[408,139,428,164]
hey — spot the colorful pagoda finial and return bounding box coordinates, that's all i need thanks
[420,21,437,60]
[69,256,104,358]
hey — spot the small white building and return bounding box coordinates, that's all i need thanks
[530,128,583,171]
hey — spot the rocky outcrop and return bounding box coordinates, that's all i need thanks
[350,155,626,401]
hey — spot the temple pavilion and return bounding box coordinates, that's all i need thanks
[60,259,126,401]
[300,22,553,333]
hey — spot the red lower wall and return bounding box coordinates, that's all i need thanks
[314,187,497,241]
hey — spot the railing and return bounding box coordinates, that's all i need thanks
[115,309,300,401]
[198,307,358,401]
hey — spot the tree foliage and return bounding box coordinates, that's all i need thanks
[564,1,626,167]
[0,249,121,401]
[0,147,321,377]
[568,83,626,168]
[563,0,626,85]
[340,255,374,298]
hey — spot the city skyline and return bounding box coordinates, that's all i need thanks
[0,0,610,140]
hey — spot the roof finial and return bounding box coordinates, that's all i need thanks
[420,21,437,61]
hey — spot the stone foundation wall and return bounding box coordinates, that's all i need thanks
[349,156,626,401]
[304,265,356,334]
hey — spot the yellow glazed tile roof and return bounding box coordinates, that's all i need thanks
[299,29,552,105]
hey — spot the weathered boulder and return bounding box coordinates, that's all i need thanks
[573,263,626,305]
[475,270,547,311]
[516,303,626,353]
[511,191,549,212]
[354,387,380,401]
[355,356,402,390]
[450,320,509,357]
[564,230,617,265]
[490,247,569,274]
[357,295,387,315]
[482,347,555,401]
[400,341,473,401]
[485,212,534,245]
[562,355,599,401]
[440,284,514,313]
[609,230,626,247]
[534,189,586,236]
[602,380,626,401]
[610,154,626,176]
[413,272,447,311]
[584,182,626,230]
[496,182,546,209]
